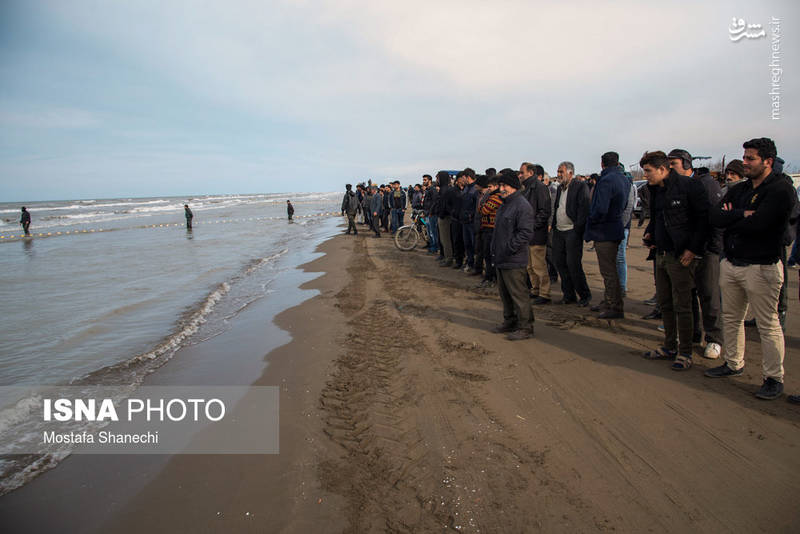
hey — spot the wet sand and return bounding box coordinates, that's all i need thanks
[4,224,800,532]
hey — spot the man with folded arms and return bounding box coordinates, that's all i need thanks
[705,137,794,400]
[640,151,709,371]
[491,170,535,340]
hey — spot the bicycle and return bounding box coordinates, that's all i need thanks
[394,210,430,251]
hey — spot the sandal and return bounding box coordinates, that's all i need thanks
[671,354,692,371]
[643,347,677,360]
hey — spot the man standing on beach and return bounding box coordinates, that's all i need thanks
[705,137,794,400]
[20,207,31,236]
[369,185,383,238]
[519,163,552,304]
[341,184,360,235]
[287,200,294,220]
[390,181,406,234]
[640,151,709,372]
[585,151,630,319]
[184,204,193,229]
[552,162,592,306]
[460,168,479,273]
[491,170,535,340]
[478,176,503,287]
[667,149,724,358]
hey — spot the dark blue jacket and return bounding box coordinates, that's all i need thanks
[491,190,534,269]
[460,182,479,224]
[584,167,630,242]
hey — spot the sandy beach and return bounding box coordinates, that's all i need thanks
[3,223,800,533]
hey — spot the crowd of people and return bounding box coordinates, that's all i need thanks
[341,137,800,404]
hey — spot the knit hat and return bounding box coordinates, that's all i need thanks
[476,175,489,188]
[724,159,745,178]
[496,170,521,190]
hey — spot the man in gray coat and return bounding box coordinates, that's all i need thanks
[341,184,360,235]
[491,170,536,340]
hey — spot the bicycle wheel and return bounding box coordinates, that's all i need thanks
[394,225,419,250]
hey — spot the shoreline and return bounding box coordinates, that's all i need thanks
[3,224,800,532]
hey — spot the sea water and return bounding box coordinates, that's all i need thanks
[0,192,343,494]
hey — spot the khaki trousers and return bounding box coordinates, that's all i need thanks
[720,258,785,381]
[527,245,550,298]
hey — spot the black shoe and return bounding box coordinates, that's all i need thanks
[529,292,539,299]
[452,263,463,269]
[644,295,658,306]
[598,310,624,319]
[590,304,603,312]
[744,318,756,327]
[506,327,534,341]
[692,333,702,344]
[704,363,744,378]
[577,298,590,307]
[468,268,482,276]
[558,298,577,305]
[373,234,381,238]
[491,322,517,334]
[788,395,800,405]
[755,377,784,400]
[439,260,454,268]
[642,309,662,320]
[532,297,551,305]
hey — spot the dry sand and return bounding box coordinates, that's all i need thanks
[5,223,800,533]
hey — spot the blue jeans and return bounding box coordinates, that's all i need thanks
[616,228,629,292]
[390,209,401,233]
[462,223,475,267]
[427,215,439,252]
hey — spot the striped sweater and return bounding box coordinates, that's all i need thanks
[479,191,504,229]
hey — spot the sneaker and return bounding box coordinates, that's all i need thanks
[704,363,744,378]
[703,343,721,360]
[532,296,551,305]
[506,327,534,341]
[461,264,471,273]
[598,310,624,319]
[476,279,490,289]
[754,377,784,400]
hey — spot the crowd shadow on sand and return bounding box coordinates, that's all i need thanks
[371,234,800,425]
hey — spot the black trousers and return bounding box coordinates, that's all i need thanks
[479,228,495,281]
[497,267,534,328]
[552,228,591,301]
[451,220,464,265]
[693,252,721,344]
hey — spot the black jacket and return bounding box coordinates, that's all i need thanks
[422,187,436,215]
[710,171,795,264]
[441,185,463,219]
[491,190,534,269]
[460,182,479,224]
[696,171,724,254]
[552,180,590,233]
[520,177,551,246]
[341,191,359,214]
[645,170,710,257]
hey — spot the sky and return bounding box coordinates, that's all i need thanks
[0,0,798,201]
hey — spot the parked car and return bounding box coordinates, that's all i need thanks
[633,180,647,217]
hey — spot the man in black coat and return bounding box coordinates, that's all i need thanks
[552,161,591,306]
[519,162,552,304]
[641,151,710,372]
[705,137,794,400]
[491,170,535,340]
